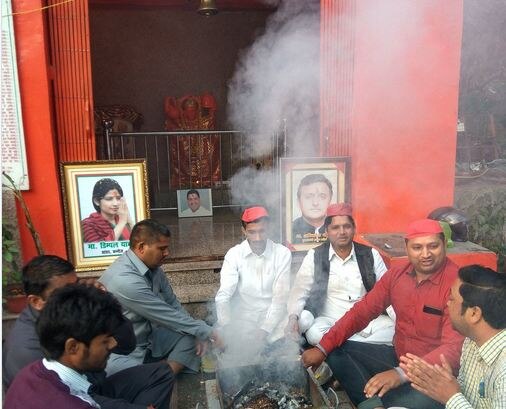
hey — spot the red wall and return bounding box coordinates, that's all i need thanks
[351,1,463,233]
[321,1,464,234]
[14,0,465,263]
[13,0,67,261]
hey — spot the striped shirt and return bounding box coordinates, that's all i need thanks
[43,359,100,408]
[447,330,506,409]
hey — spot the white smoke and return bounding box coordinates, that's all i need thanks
[213,3,321,371]
[227,0,320,158]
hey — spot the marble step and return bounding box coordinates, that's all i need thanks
[172,282,220,305]
[166,269,220,287]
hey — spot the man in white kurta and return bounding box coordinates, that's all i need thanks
[215,206,292,346]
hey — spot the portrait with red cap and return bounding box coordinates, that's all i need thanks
[281,157,351,251]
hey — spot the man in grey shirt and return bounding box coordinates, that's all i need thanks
[100,219,222,375]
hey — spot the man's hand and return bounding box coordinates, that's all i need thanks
[209,330,225,351]
[364,369,402,398]
[195,339,208,357]
[399,353,460,404]
[285,315,300,341]
[301,347,326,370]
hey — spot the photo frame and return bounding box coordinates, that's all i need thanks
[60,160,149,271]
[177,188,213,218]
[280,157,351,252]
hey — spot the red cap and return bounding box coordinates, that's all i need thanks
[405,219,443,239]
[326,203,353,218]
[241,206,269,223]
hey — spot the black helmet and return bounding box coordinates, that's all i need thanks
[428,207,469,242]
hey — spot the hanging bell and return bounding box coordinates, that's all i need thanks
[198,0,218,16]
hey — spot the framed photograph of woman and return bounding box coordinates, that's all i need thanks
[60,160,149,271]
[280,157,351,252]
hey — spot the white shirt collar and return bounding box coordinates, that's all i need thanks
[328,242,355,262]
[42,359,100,408]
[242,238,273,258]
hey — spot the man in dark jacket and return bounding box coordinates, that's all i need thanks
[286,203,395,346]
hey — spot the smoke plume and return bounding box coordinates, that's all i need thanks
[227,0,320,158]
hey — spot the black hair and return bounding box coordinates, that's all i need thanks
[92,178,124,212]
[129,219,171,248]
[22,255,75,297]
[296,174,333,199]
[187,189,200,198]
[36,284,124,360]
[458,265,506,329]
[324,215,355,230]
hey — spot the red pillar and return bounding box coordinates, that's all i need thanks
[321,1,464,233]
[12,0,67,261]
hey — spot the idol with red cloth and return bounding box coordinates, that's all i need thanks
[164,93,221,189]
[301,218,465,409]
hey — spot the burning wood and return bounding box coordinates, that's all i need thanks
[225,381,311,409]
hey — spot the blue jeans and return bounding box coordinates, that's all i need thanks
[326,341,444,409]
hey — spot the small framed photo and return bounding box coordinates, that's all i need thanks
[60,160,149,271]
[177,188,213,218]
[280,157,351,252]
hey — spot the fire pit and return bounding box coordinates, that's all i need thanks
[215,358,337,409]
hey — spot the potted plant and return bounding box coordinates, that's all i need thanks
[2,221,27,313]
[2,172,44,313]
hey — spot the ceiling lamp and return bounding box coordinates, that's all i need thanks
[198,0,218,16]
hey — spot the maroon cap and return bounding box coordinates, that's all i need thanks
[241,206,269,223]
[405,219,443,239]
[326,203,353,218]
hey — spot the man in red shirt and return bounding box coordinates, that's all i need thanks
[302,219,465,409]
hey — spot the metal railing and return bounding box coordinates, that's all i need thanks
[104,125,285,209]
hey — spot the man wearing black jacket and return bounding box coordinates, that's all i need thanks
[286,203,395,346]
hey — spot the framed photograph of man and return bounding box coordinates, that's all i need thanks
[177,188,213,218]
[60,160,149,271]
[280,157,351,252]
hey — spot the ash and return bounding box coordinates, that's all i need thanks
[227,381,311,409]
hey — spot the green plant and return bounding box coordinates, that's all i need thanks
[455,188,506,272]
[2,172,44,255]
[2,221,22,289]
[2,172,44,297]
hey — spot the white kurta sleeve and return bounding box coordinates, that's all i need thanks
[287,249,316,316]
[371,248,387,278]
[260,246,292,334]
[215,250,239,327]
